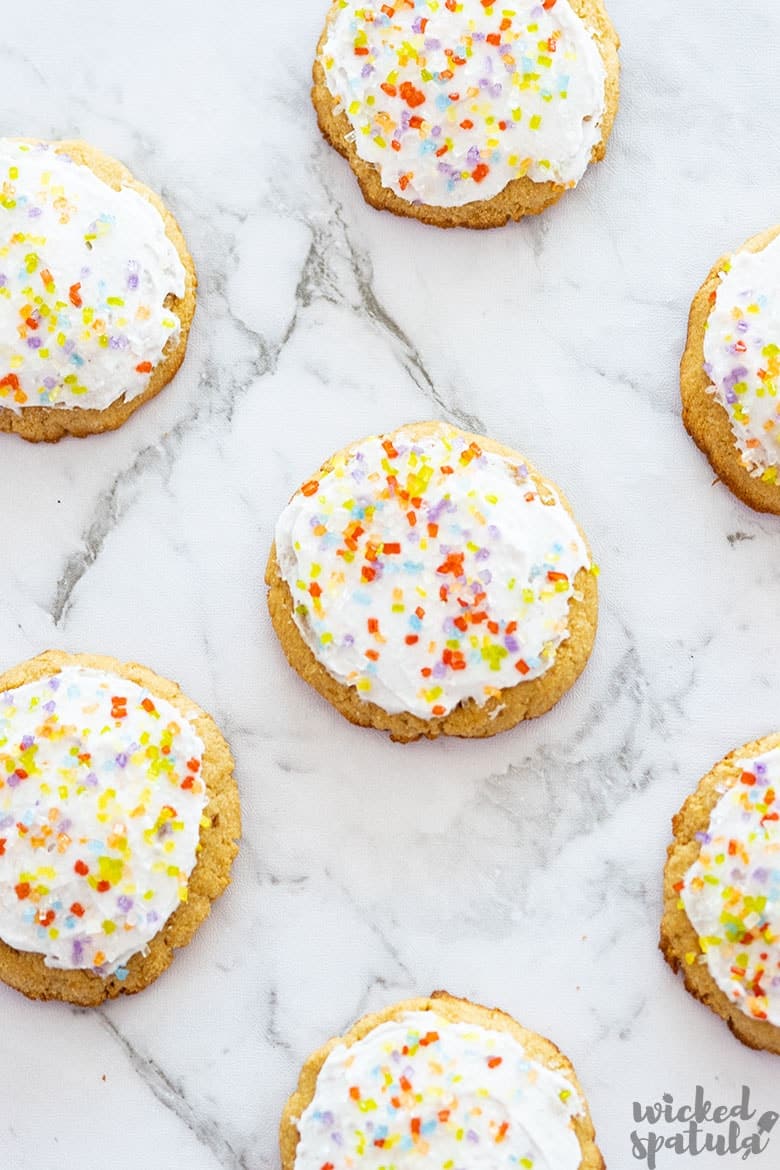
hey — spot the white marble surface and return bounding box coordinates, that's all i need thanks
[2,1,780,1167]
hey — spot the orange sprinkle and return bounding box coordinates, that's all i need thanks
[399,80,425,108]
[301,480,319,497]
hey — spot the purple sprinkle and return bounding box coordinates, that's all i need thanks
[27,337,42,349]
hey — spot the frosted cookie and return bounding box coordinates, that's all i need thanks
[0,650,240,1005]
[266,421,597,742]
[661,735,780,1054]
[0,139,196,442]
[312,0,620,229]
[280,991,604,1170]
[681,226,780,514]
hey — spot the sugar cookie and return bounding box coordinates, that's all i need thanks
[266,421,597,741]
[0,139,196,442]
[0,650,239,1004]
[280,991,604,1170]
[661,734,780,1054]
[681,226,780,513]
[312,0,620,228]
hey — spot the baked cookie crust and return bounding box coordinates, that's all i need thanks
[312,0,620,229]
[681,226,780,515]
[280,990,605,1170]
[266,422,598,742]
[0,140,197,443]
[0,650,240,1006]
[660,733,780,1055]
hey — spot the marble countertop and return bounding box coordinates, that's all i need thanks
[3,1,780,1167]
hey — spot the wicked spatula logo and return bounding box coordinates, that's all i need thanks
[631,1087,778,1167]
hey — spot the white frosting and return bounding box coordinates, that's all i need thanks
[321,0,608,207]
[703,234,780,480]
[0,667,206,976]
[275,425,591,719]
[0,139,186,414]
[294,1010,586,1170]
[681,747,780,1026]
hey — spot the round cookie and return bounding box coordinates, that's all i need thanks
[0,650,240,1005]
[660,734,780,1054]
[266,421,598,742]
[312,0,620,229]
[0,138,196,442]
[280,991,604,1170]
[681,226,780,514]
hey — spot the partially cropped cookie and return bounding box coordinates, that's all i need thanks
[266,421,597,741]
[0,139,196,442]
[281,991,604,1170]
[661,735,780,1054]
[0,650,240,1005]
[681,226,780,513]
[312,0,620,229]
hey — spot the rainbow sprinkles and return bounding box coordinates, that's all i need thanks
[680,747,780,1027]
[703,235,780,483]
[292,1010,586,1170]
[275,424,591,720]
[0,139,186,415]
[0,667,207,977]
[320,0,608,206]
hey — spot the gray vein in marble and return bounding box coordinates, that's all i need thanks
[295,170,486,432]
[99,1013,253,1170]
